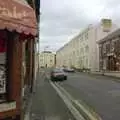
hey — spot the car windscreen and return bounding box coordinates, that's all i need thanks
[53,69,63,73]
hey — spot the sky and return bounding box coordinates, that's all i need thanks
[40,0,120,52]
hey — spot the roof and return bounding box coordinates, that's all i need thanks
[97,28,120,44]
[0,0,37,36]
[42,51,52,53]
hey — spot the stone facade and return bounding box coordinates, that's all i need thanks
[99,29,120,71]
[39,51,55,68]
[56,19,118,71]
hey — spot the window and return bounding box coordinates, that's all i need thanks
[77,50,79,56]
[83,32,88,41]
[106,43,110,53]
[79,37,81,41]
[85,45,89,52]
[86,32,88,39]
[103,43,106,54]
[73,51,75,56]
[81,36,83,41]
[99,45,103,58]
[86,58,88,65]
[111,41,114,52]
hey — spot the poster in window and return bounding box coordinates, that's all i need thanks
[0,36,6,94]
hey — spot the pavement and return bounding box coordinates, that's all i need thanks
[59,72,120,120]
[29,71,75,120]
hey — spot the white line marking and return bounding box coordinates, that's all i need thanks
[50,81,85,120]
[74,100,102,120]
[55,82,102,120]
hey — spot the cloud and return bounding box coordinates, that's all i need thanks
[40,34,78,52]
[40,0,120,52]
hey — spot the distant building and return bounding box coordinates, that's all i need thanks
[39,51,55,68]
[56,19,118,71]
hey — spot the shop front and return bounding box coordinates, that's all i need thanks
[99,29,120,72]
[0,0,37,119]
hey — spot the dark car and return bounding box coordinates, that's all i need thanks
[51,68,67,81]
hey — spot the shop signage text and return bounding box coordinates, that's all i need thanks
[0,6,27,19]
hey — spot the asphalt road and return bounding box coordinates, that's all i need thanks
[59,72,120,120]
[30,71,75,120]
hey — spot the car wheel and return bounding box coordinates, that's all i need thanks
[64,76,67,80]
[51,77,54,81]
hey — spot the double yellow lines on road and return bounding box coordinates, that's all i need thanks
[50,81,102,120]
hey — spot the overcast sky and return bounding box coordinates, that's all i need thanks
[40,0,120,52]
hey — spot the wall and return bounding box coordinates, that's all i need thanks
[56,20,118,71]
[56,26,91,69]
[90,23,118,72]
[39,52,55,68]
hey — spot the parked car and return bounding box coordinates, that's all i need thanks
[41,66,44,68]
[64,68,75,72]
[51,68,67,81]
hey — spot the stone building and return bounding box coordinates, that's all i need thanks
[39,51,56,68]
[98,28,120,71]
[56,19,118,71]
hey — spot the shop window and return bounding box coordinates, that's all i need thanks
[0,31,7,102]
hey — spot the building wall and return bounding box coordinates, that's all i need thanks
[91,22,118,71]
[56,19,118,71]
[39,52,55,68]
[99,33,120,71]
[56,26,92,69]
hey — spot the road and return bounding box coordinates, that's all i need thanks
[59,72,120,120]
[30,71,75,120]
[29,70,120,120]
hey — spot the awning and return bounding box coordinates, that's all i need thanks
[0,0,37,36]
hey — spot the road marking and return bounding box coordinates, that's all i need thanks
[50,81,85,120]
[74,100,102,120]
[54,82,102,120]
